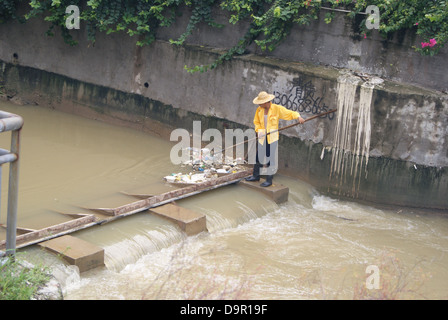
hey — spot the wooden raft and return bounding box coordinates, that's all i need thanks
[0,169,251,250]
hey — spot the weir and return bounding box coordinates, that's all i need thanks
[0,165,289,270]
[0,170,248,251]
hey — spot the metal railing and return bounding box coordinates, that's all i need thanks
[0,110,23,256]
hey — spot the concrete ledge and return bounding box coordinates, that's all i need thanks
[149,203,207,236]
[39,235,104,273]
[239,179,289,204]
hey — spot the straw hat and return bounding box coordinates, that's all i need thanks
[253,91,275,105]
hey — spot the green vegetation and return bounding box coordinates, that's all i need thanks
[0,255,51,300]
[0,0,446,71]
[353,0,447,56]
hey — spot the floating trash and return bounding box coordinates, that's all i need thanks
[164,172,217,185]
[164,147,248,185]
[180,147,246,168]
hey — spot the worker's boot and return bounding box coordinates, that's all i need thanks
[245,164,260,182]
[260,175,273,187]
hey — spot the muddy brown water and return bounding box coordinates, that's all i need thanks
[1,102,447,299]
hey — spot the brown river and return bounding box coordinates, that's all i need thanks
[1,101,447,300]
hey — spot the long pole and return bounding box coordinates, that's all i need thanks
[218,108,337,153]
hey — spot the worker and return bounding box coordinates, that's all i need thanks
[245,91,305,187]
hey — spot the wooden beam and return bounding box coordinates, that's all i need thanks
[0,214,97,250]
[84,169,251,218]
[1,169,252,250]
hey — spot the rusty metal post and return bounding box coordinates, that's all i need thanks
[5,129,21,255]
[0,111,23,256]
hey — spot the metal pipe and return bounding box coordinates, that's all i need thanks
[0,110,23,256]
[0,111,24,132]
[0,153,17,165]
[0,148,11,155]
[5,129,21,255]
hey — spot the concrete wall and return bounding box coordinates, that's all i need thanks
[0,6,447,210]
[156,6,448,93]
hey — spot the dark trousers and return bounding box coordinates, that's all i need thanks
[251,138,278,181]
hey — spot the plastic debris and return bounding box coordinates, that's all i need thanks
[164,172,217,185]
[164,147,248,185]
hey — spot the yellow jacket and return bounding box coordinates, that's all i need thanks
[254,103,300,144]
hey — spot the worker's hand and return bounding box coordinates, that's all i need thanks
[257,130,266,139]
[297,117,305,124]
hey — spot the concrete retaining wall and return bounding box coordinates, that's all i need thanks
[0,7,447,210]
[156,6,448,93]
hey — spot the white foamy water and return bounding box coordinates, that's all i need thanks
[61,187,448,300]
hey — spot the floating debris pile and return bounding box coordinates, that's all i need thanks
[164,147,248,185]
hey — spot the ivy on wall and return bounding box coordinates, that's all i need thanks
[0,0,20,23]
[347,0,447,56]
[1,0,447,72]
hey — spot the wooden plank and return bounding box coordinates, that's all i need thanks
[0,214,98,250]
[2,169,251,250]
[84,169,252,218]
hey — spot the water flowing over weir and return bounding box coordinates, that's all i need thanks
[330,74,375,196]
